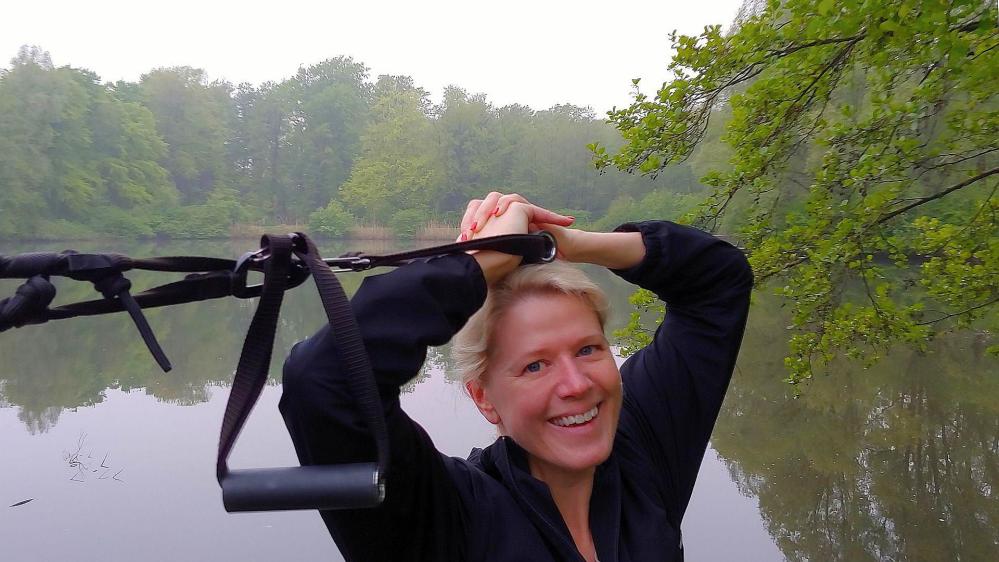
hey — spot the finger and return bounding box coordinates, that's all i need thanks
[525,205,575,227]
[460,199,483,233]
[493,193,529,217]
[471,191,503,233]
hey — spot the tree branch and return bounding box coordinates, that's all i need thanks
[917,147,999,172]
[766,33,867,58]
[917,296,999,326]
[876,167,999,224]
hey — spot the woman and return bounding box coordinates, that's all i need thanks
[280,193,753,561]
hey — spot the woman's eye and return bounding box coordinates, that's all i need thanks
[525,361,543,373]
[578,345,595,356]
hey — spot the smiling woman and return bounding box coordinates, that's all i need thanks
[455,266,621,476]
[279,193,753,561]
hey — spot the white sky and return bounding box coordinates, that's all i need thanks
[2,0,742,113]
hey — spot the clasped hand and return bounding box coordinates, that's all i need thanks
[458,192,578,262]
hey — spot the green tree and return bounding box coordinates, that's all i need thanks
[139,67,234,204]
[0,47,175,237]
[288,57,372,216]
[339,75,440,220]
[434,87,498,210]
[600,0,998,382]
[0,47,59,235]
[232,80,298,221]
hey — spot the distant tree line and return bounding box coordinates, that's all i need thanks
[0,45,707,240]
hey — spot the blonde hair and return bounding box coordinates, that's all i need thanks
[452,261,609,387]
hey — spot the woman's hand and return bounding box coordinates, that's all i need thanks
[458,193,584,262]
[460,191,646,274]
[459,192,574,241]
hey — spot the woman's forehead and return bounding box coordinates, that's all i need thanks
[491,293,604,352]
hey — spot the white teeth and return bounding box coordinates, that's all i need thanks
[551,406,598,427]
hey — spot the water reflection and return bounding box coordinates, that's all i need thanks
[714,293,999,561]
[2,239,996,560]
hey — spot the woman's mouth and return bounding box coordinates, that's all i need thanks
[549,404,599,427]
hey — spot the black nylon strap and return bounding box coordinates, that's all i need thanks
[217,233,390,492]
[332,232,556,270]
[217,234,293,482]
[294,234,390,477]
[0,276,56,331]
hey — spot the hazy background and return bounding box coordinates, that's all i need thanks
[1,0,742,113]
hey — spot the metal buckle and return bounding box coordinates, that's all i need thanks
[322,256,373,273]
[231,249,266,298]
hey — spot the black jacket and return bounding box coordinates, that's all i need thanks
[280,221,753,561]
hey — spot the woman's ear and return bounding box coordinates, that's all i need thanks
[466,379,501,425]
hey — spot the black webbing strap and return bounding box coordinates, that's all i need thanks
[325,232,557,271]
[217,233,389,512]
[0,252,177,371]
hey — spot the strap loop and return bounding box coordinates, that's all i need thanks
[0,276,56,331]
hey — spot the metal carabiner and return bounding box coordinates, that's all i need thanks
[231,248,267,298]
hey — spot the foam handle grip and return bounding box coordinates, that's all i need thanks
[221,463,384,512]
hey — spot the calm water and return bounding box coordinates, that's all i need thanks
[1,239,995,561]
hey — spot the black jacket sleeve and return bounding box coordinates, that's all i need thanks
[279,253,487,561]
[611,221,753,520]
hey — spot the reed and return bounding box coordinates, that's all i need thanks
[230,223,307,239]
[347,224,394,240]
[415,219,458,241]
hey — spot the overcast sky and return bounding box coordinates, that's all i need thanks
[2,0,742,113]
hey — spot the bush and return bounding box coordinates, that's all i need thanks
[88,206,155,238]
[148,205,234,238]
[593,191,701,231]
[390,208,426,239]
[32,219,99,240]
[308,201,356,238]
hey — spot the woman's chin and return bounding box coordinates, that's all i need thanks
[531,437,614,477]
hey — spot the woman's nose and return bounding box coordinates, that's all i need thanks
[555,359,594,398]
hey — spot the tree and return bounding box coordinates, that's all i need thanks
[339,75,440,220]
[600,0,998,382]
[139,67,234,204]
[433,86,498,212]
[231,80,298,221]
[0,49,175,237]
[286,57,372,217]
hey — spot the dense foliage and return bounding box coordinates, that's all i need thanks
[601,0,998,381]
[0,46,701,240]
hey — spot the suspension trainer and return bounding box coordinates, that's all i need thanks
[0,232,557,512]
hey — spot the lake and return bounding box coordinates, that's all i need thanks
[1,239,995,561]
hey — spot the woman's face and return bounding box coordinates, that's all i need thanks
[467,292,622,481]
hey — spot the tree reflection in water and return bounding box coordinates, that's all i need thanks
[713,295,998,561]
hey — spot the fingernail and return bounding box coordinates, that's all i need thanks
[471,221,478,232]
[493,208,501,216]
[460,232,467,241]
[567,216,575,221]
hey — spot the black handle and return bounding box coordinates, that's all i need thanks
[221,463,384,512]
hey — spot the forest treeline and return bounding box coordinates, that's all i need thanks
[0,46,709,240]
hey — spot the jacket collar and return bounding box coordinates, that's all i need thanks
[470,437,622,562]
